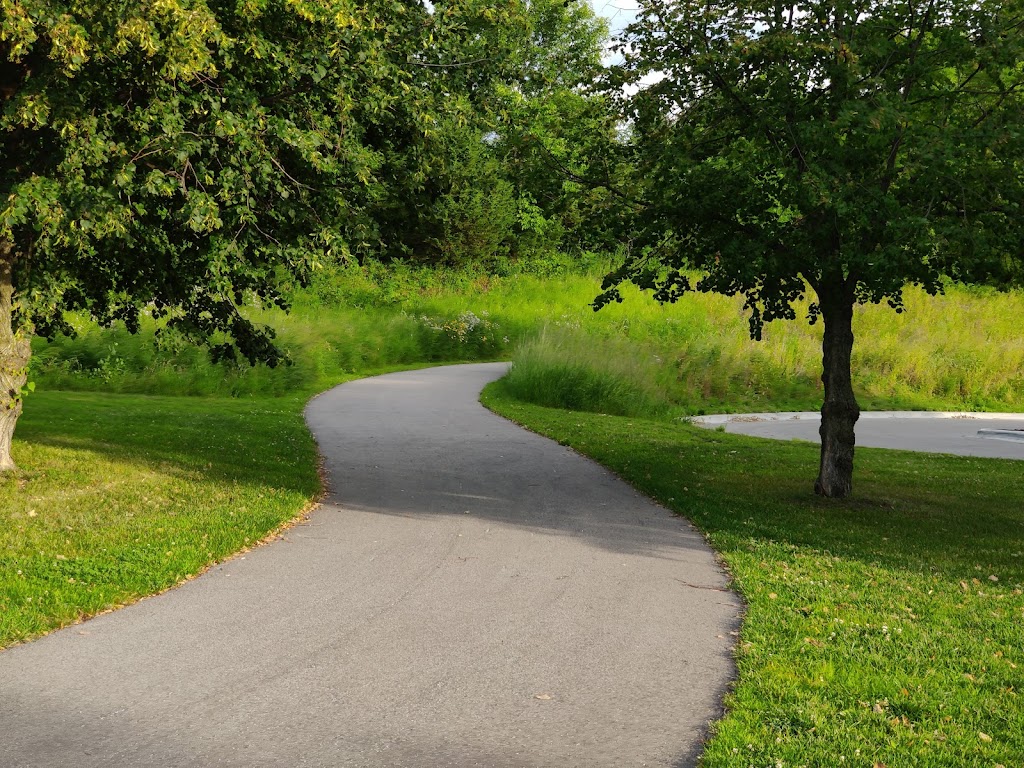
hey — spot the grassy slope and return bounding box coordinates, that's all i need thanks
[682,282,1023,412]
[415,273,1024,414]
[1,359,485,649]
[483,381,1024,768]
[0,390,319,647]
[30,265,1024,413]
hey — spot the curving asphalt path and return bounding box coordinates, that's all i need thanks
[0,363,740,768]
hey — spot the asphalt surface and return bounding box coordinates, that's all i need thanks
[694,411,1024,460]
[0,362,740,768]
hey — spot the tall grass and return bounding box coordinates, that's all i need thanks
[495,278,1024,415]
[503,327,675,418]
[32,305,510,398]
[29,260,1024,414]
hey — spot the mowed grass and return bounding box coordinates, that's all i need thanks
[483,382,1024,768]
[0,390,319,648]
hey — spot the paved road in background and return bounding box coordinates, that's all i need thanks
[0,363,740,768]
[695,412,1024,460]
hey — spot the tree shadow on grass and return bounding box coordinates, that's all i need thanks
[602,422,1024,583]
[1,390,320,649]
[12,390,319,495]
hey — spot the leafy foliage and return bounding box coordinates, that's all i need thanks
[0,0,527,361]
[601,0,1024,322]
[492,0,630,260]
[399,0,626,268]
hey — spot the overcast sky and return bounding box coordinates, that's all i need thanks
[589,0,640,67]
[590,0,640,36]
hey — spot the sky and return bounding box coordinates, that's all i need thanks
[590,0,640,37]
[425,0,640,34]
[590,0,662,93]
[589,0,641,68]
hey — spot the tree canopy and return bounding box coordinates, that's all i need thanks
[390,0,623,269]
[0,0,525,469]
[599,0,1024,496]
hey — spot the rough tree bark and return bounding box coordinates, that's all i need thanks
[0,239,31,472]
[814,279,860,498]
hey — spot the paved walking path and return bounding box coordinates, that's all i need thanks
[693,411,1024,460]
[0,363,739,768]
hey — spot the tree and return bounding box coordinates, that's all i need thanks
[377,0,624,270]
[349,0,532,266]
[0,0,520,471]
[599,0,1024,497]
[492,0,628,261]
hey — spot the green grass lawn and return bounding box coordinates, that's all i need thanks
[483,381,1024,768]
[0,390,318,648]
[8,264,1024,764]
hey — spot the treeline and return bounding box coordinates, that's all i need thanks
[372,0,625,271]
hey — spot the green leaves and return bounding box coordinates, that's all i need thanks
[607,0,1024,331]
[2,0,490,362]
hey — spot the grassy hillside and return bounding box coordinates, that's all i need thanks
[30,263,1024,414]
[1,390,319,647]
[491,276,1024,416]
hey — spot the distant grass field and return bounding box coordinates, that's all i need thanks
[483,382,1024,768]
[31,262,1024,414]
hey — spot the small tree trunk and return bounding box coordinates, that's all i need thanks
[814,281,859,498]
[0,240,30,472]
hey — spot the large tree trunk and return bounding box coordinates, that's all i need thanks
[1,240,30,472]
[814,281,860,498]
